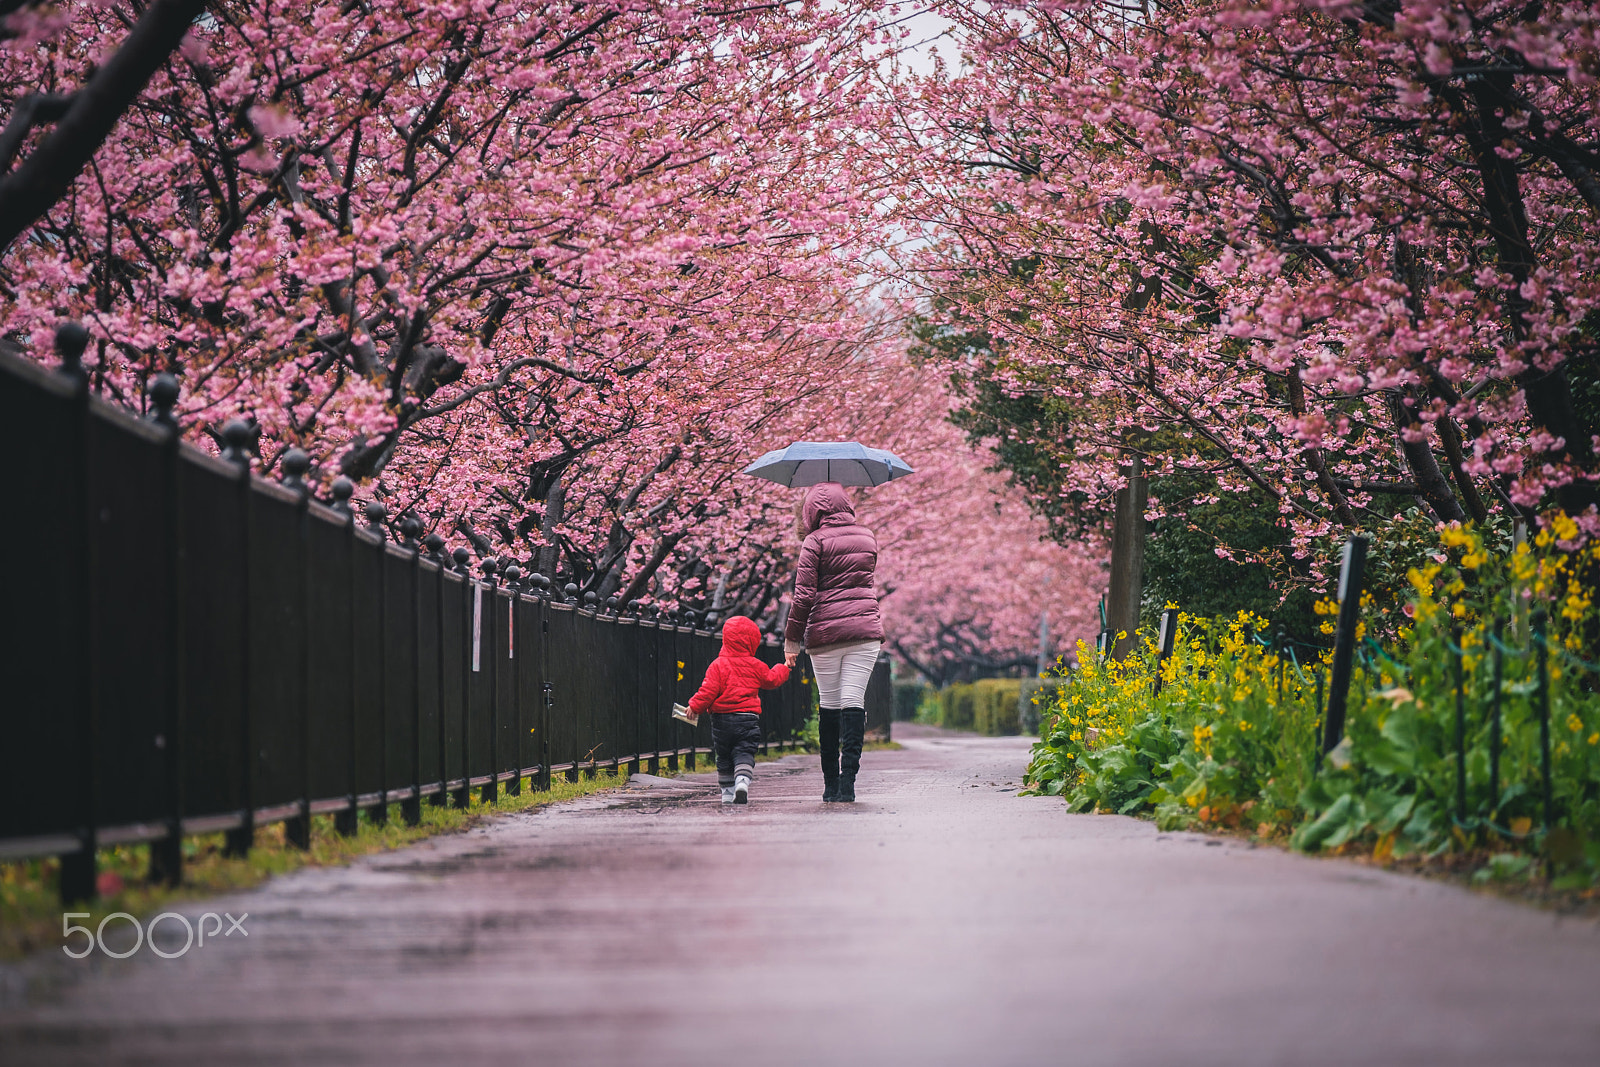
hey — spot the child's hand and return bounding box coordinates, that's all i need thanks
[784,652,799,669]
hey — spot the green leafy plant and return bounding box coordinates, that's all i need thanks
[1026,518,1600,887]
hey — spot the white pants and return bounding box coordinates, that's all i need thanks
[809,640,882,709]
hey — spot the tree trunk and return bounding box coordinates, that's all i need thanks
[536,473,566,580]
[1388,390,1467,523]
[1105,457,1146,660]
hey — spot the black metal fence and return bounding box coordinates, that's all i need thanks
[1,329,890,902]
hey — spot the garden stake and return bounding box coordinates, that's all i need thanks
[1322,535,1368,754]
[1489,618,1503,813]
[1531,610,1553,834]
[1452,625,1466,825]
[1153,608,1178,696]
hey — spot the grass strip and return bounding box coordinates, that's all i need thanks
[1,770,629,962]
[2,741,901,961]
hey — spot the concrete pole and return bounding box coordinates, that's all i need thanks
[1036,611,1051,677]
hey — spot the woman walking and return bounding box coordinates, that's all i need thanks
[784,482,883,803]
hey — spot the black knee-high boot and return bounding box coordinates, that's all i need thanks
[838,708,866,802]
[818,708,841,801]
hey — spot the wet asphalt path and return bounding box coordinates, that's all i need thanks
[2,724,1599,1066]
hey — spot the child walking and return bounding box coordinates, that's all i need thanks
[688,615,790,803]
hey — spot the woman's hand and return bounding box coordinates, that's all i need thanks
[784,652,799,669]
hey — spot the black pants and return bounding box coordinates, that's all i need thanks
[819,708,866,783]
[711,713,761,788]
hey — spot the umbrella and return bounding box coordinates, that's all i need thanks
[741,441,915,488]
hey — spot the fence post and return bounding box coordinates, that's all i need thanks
[1489,617,1504,812]
[481,557,500,805]
[366,502,390,825]
[428,534,449,808]
[1532,609,1553,833]
[282,448,313,849]
[1452,624,1467,827]
[56,323,98,905]
[221,419,255,858]
[1152,607,1178,696]
[402,515,424,825]
[147,372,185,886]
[453,547,473,808]
[1322,535,1368,754]
[506,564,524,797]
[331,477,360,836]
[532,572,552,792]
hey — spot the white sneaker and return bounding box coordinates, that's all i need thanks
[734,775,750,804]
[720,787,736,804]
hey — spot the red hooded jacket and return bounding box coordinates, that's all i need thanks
[688,615,791,716]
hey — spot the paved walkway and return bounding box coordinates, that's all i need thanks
[3,725,1599,1066]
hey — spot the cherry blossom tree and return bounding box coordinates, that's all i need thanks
[881,0,1600,592]
[1,0,1098,672]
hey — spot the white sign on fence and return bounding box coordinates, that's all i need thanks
[472,585,482,672]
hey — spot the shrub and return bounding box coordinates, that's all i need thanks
[1024,518,1600,888]
[928,679,1023,734]
[941,685,977,730]
[972,679,1022,735]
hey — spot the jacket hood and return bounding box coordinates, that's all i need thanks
[720,614,763,656]
[802,482,856,535]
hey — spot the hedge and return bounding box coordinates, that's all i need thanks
[934,679,1023,735]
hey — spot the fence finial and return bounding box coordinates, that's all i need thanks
[605,596,619,616]
[564,582,578,604]
[583,590,597,610]
[424,533,444,562]
[452,547,471,575]
[55,321,89,381]
[221,419,253,467]
[329,476,353,513]
[503,563,521,592]
[148,373,179,428]
[399,515,421,548]
[365,501,388,540]
[280,447,310,497]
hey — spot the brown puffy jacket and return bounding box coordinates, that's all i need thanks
[785,483,885,650]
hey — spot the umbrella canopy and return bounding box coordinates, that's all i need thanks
[741,441,915,488]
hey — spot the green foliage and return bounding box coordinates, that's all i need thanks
[930,679,1023,734]
[907,313,1096,541]
[972,679,1023,735]
[893,681,928,721]
[798,710,821,753]
[939,684,977,730]
[1140,472,1321,641]
[1025,519,1600,887]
